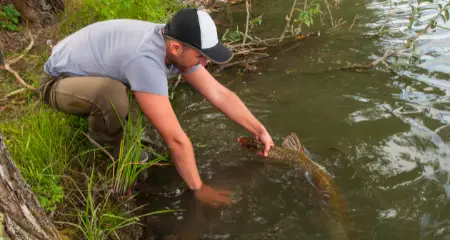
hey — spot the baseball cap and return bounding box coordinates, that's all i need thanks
[163,8,233,64]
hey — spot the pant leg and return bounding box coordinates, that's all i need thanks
[41,74,130,148]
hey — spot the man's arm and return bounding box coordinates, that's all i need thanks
[133,91,232,207]
[133,92,203,190]
[182,65,274,155]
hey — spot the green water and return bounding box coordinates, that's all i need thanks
[137,0,450,239]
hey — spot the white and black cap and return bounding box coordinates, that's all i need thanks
[163,8,233,64]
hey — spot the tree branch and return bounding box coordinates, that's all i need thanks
[278,0,297,43]
[1,29,36,92]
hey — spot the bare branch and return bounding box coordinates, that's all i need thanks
[279,0,298,43]
[1,29,36,91]
[242,0,250,45]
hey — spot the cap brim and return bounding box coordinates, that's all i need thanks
[200,42,233,64]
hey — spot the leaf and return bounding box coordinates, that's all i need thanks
[418,0,433,4]
[430,19,437,29]
[439,13,447,23]
[445,9,450,21]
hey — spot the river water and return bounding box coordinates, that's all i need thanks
[137,0,450,239]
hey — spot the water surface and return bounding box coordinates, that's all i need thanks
[137,0,450,239]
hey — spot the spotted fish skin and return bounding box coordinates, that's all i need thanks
[238,133,349,240]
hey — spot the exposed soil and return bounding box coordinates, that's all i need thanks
[1,23,59,56]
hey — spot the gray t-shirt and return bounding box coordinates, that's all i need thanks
[44,19,194,96]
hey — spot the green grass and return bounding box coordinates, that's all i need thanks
[0,103,89,212]
[58,168,177,240]
[109,104,170,196]
[59,0,190,37]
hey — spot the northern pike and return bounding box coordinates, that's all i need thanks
[238,132,349,240]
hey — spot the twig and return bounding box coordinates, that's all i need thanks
[335,4,449,73]
[324,0,335,27]
[378,0,392,35]
[5,88,26,98]
[170,74,182,100]
[0,29,36,91]
[231,32,319,48]
[81,131,116,182]
[349,13,357,31]
[280,42,303,54]
[2,64,36,90]
[8,30,35,65]
[242,0,250,45]
[234,47,267,55]
[337,48,409,71]
[213,55,267,73]
[435,124,449,133]
[278,0,297,43]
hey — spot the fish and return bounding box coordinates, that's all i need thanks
[238,132,349,240]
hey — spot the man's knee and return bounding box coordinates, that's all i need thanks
[94,80,130,122]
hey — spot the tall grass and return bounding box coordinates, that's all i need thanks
[109,101,170,196]
[58,168,176,240]
[0,103,88,212]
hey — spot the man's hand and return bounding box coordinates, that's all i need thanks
[255,129,275,157]
[194,184,232,207]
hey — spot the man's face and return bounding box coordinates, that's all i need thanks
[167,41,208,72]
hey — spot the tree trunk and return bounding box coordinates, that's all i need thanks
[0,131,61,240]
[10,0,64,24]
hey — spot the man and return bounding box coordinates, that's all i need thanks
[39,8,274,207]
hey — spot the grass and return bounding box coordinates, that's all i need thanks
[0,103,89,212]
[109,103,171,196]
[58,168,178,240]
[58,0,189,37]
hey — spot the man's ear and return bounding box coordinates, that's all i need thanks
[168,41,183,56]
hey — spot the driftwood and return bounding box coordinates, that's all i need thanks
[0,131,62,240]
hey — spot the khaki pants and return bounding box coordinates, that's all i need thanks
[39,73,139,149]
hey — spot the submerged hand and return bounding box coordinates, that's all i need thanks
[256,129,275,157]
[194,184,232,207]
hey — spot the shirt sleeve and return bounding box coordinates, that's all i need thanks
[183,64,201,74]
[122,56,169,96]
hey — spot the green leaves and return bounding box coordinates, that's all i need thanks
[418,0,433,4]
[295,4,321,27]
[0,4,20,31]
[408,1,450,30]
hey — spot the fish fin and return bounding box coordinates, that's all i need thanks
[281,132,304,152]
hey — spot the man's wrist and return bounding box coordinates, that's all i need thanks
[191,181,203,191]
[252,124,266,137]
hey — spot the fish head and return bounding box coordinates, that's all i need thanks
[237,137,265,152]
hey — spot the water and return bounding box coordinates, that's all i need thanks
[137,0,450,239]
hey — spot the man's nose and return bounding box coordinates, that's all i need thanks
[199,57,208,67]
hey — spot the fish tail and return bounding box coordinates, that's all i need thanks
[327,219,349,240]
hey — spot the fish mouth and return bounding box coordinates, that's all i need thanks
[237,137,261,151]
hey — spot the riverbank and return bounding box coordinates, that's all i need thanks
[0,0,192,239]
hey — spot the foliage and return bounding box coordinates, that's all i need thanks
[221,26,244,42]
[0,104,88,212]
[58,168,176,240]
[59,0,186,37]
[0,4,21,31]
[395,1,450,67]
[295,3,321,28]
[221,14,263,43]
[109,101,169,196]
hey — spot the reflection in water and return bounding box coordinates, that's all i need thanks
[137,0,450,239]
